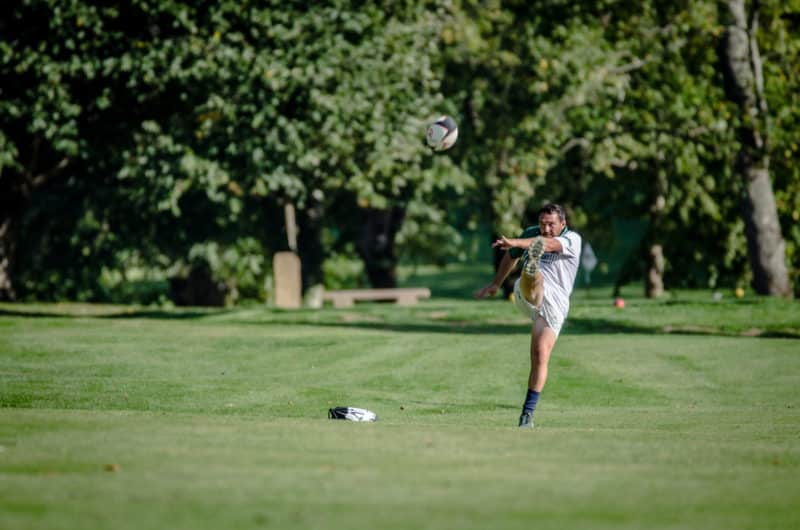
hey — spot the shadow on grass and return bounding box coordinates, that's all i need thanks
[0,307,653,335]
[234,315,800,338]
[3,307,798,339]
[0,309,63,318]
[103,310,224,320]
[660,298,766,307]
[0,308,220,320]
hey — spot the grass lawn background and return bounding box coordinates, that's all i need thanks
[1,265,799,530]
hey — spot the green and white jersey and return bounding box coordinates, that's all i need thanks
[510,225,582,318]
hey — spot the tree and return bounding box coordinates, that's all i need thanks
[761,4,800,296]
[718,0,792,296]
[2,1,472,301]
[4,0,796,303]
[0,0,137,301]
[446,1,743,296]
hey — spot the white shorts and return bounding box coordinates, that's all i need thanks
[513,278,566,336]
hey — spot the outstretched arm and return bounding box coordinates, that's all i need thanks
[474,251,519,299]
[492,235,563,253]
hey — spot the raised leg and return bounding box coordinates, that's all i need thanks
[519,237,545,307]
[519,270,543,308]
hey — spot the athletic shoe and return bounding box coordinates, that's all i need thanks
[523,237,545,277]
[518,412,534,428]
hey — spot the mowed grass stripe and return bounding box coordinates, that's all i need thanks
[2,314,529,416]
[2,408,798,530]
[1,297,799,530]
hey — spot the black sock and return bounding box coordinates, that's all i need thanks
[522,389,540,415]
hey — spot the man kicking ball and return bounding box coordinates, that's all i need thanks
[474,203,582,428]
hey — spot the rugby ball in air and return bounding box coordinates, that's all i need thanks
[426,115,458,151]
[328,406,378,422]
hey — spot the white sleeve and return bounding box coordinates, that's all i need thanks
[555,231,581,259]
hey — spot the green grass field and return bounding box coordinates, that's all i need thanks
[1,273,799,530]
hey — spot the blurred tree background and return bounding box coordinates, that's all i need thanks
[1,0,798,305]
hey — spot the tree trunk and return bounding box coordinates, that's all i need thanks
[719,0,792,297]
[0,216,17,301]
[645,175,667,298]
[646,244,665,297]
[355,206,406,288]
[0,134,72,302]
[169,265,228,307]
[740,165,791,295]
[297,200,325,292]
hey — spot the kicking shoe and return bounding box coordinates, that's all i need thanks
[518,412,534,428]
[523,237,545,277]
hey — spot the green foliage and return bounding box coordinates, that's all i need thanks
[760,1,800,292]
[2,0,798,301]
[321,247,368,290]
[183,239,267,302]
[3,0,469,300]
[444,0,798,291]
[397,198,466,266]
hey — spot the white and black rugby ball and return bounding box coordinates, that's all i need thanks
[426,115,458,151]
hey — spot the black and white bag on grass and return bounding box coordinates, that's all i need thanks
[328,407,378,422]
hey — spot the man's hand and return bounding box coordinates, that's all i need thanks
[474,283,500,299]
[492,235,514,250]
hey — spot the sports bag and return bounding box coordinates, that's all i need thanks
[328,406,378,422]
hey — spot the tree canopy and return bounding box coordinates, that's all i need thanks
[1,0,798,303]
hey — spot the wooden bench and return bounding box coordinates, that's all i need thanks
[322,287,431,308]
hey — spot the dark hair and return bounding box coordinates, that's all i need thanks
[537,203,566,222]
